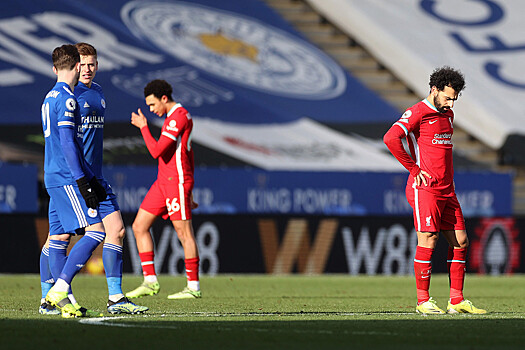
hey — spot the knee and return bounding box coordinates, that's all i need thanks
[457,236,469,249]
[108,226,126,241]
[132,220,146,235]
[418,232,439,248]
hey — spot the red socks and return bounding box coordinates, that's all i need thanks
[185,257,200,281]
[414,246,433,304]
[448,247,467,305]
[139,252,200,283]
[139,251,156,276]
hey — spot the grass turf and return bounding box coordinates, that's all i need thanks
[0,274,524,349]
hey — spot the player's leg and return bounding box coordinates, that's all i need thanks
[407,184,445,314]
[414,231,443,314]
[440,196,486,314]
[102,208,148,313]
[166,182,201,299]
[167,219,201,299]
[45,185,105,317]
[125,208,160,298]
[38,235,60,315]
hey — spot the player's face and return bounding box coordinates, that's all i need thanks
[145,94,168,117]
[432,85,458,113]
[79,55,98,86]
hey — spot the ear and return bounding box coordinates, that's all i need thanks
[161,95,169,103]
[52,66,58,76]
[430,86,439,96]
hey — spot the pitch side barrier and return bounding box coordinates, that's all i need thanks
[103,166,512,217]
[1,214,521,275]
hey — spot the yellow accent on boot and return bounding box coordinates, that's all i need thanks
[416,297,445,315]
[447,300,487,314]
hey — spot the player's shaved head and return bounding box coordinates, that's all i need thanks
[52,44,80,71]
[144,79,174,101]
[75,42,97,58]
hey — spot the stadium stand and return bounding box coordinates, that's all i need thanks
[263,0,525,213]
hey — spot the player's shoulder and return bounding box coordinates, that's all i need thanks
[91,81,104,93]
[168,103,190,120]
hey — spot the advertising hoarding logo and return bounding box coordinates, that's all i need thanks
[469,218,521,274]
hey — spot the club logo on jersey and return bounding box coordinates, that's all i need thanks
[101,98,106,109]
[87,208,98,218]
[121,1,346,99]
[65,98,76,111]
[166,120,179,132]
[426,216,432,226]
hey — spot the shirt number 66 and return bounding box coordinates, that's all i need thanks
[166,198,180,216]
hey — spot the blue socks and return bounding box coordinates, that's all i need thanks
[48,240,69,282]
[59,231,105,284]
[39,246,54,299]
[103,243,124,296]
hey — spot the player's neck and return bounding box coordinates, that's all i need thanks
[56,71,77,91]
[166,101,177,114]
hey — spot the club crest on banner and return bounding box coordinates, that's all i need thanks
[121,1,346,99]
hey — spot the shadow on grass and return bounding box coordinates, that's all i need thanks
[1,316,524,350]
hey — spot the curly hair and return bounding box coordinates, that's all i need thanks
[144,79,173,101]
[429,66,465,93]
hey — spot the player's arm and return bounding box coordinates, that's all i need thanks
[131,108,182,159]
[383,122,431,186]
[57,99,101,208]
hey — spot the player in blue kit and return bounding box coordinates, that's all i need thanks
[41,44,108,318]
[74,42,148,314]
[38,43,148,315]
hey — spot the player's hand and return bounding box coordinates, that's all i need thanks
[131,108,147,129]
[89,177,107,202]
[191,192,199,209]
[415,170,432,186]
[76,176,99,209]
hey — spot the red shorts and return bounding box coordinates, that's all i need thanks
[406,182,465,232]
[140,180,194,221]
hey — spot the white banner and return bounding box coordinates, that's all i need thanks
[191,117,403,171]
[307,0,525,149]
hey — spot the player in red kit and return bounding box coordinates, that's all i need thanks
[127,79,201,300]
[383,67,486,315]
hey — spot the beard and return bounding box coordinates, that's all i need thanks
[433,95,449,113]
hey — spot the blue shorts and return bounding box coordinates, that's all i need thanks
[97,177,120,220]
[47,184,102,235]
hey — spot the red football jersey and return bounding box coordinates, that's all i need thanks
[384,99,454,196]
[141,103,194,184]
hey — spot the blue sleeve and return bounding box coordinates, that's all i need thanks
[59,127,90,180]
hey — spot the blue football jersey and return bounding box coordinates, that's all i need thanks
[41,82,85,187]
[75,81,106,178]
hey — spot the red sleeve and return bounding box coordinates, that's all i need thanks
[140,125,174,159]
[383,124,421,177]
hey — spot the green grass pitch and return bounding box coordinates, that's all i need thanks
[1,274,524,349]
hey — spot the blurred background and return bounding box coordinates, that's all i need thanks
[0,0,521,276]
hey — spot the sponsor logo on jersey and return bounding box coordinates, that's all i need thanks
[84,102,90,108]
[432,132,452,145]
[87,208,98,218]
[429,120,437,124]
[166,120,179,132]
[65,98,76,111]
[121,1,346,99]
